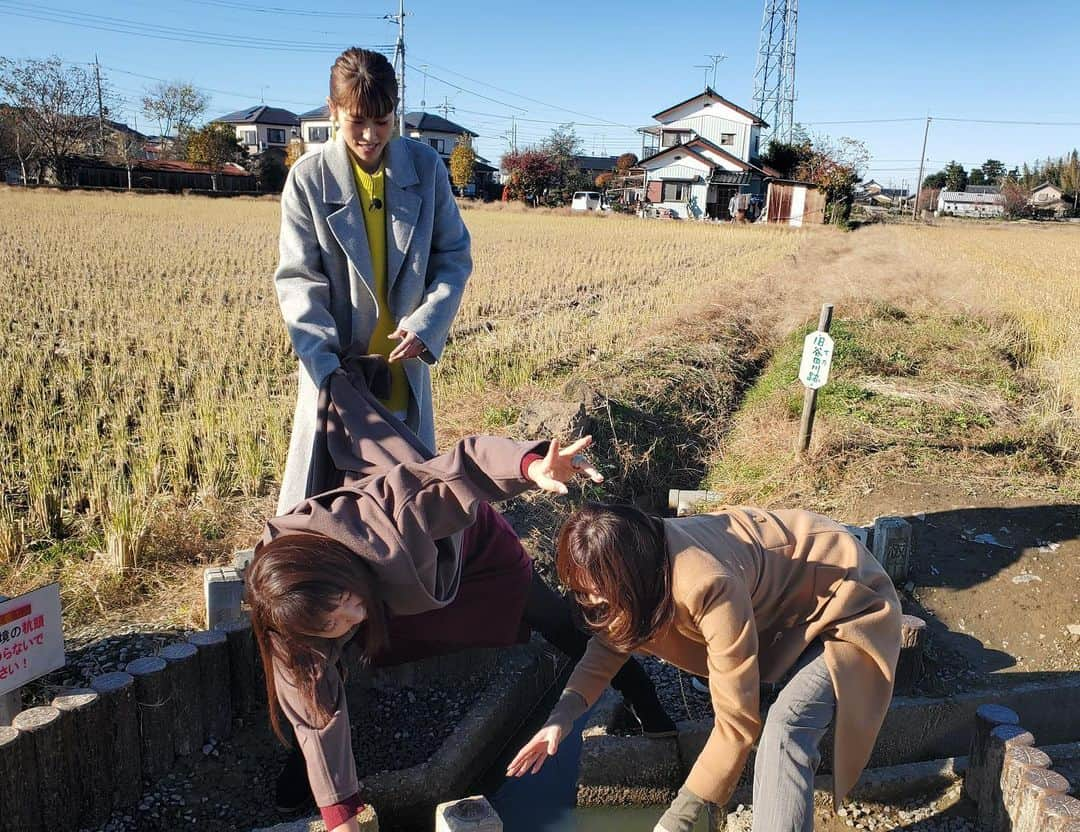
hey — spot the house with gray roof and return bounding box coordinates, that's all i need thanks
[213,105,299,156]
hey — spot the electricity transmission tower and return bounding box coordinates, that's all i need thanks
[752,0,798,145]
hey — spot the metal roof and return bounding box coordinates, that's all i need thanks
[215,105,299,125]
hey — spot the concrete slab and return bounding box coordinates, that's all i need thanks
[580,672,1080,806]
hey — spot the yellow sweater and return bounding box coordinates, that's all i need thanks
[350,156,409,414]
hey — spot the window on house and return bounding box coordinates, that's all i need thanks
[662,131,691,148]
[662,181,691,201]
[308,126,330,143]
[720,133,736,146]
[428,138,446,153]
[267,128,286,144]
[243,130,257,146]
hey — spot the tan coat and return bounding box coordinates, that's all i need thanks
[565,508,901,807]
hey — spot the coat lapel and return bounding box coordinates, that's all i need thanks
[321,138,375,299]
[384,139,422,293]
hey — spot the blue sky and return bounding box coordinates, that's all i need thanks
[3,0,1078,189]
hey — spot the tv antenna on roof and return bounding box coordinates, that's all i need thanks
[694,53,727,89]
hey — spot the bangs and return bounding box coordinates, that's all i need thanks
[271,581,342,639]
[330,82,396,120]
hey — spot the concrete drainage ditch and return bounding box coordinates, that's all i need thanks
[575,673,1080,813]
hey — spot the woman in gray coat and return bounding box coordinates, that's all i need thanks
[275,47,472,512]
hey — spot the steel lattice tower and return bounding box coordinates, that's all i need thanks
[752,0,798,146]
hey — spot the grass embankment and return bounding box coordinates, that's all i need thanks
[707,301,1078,512]
[0,188,800,626]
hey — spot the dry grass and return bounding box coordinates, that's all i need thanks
[0,187,799,623]
[1,187,1076,626]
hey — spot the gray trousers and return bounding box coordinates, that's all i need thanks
[751,642,836,832]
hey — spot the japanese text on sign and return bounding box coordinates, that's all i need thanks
[798,331,834,390]
[0,584,64,695]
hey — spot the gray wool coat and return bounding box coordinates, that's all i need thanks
[274,135,472,512]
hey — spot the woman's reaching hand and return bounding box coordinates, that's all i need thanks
[527,436,604,495]
[505,724,565,777]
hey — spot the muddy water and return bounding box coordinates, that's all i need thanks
[488,711,710,832]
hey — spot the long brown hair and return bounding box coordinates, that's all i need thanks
[329,47,398,118]
[556,503,674,653]
[246,532,387,744]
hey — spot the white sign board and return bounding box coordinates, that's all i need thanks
[0,583,64,696]
[798,331,834,389]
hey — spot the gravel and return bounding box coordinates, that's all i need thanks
[723,782,979,832]
[25,623,193,705]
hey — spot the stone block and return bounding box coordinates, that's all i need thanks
[204,566,246,630]
[872,516,912,583]
[435,796,502,832]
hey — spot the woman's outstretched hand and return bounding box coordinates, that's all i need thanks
[527,436,604,495]
[506,724,564,777]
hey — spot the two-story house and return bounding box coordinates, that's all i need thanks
[296,107,496,195]
[214,105,299,156]
[1028,181,1074,218]
[637,87,774,219]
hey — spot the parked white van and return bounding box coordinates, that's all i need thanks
[571,191,602,211]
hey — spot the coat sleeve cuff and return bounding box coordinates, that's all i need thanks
[520,452,544,482]
[320,793,366,830]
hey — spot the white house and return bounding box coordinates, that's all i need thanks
[636,88,775,219]
[936,189,1005,217]
[214,105,299,156]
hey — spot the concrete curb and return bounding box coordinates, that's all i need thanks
[250,641,565,832]
[575,691,681,807]
[357,640,566,829]
[577,672,1080,807]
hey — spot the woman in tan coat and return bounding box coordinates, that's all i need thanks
[508,502,902,832]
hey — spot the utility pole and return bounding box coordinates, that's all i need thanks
[510,115,517,153]
[94,55,105,156]
[912,116,931,220]
[391,0,406,137]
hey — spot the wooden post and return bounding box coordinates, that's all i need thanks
[218,620,259,716]
[796,302,834,455]
[965,703,1019,803]
[12,705,78,830]
[160,642,203,756]
[1015,767,1069,832]
[872,516,913,583]
[1041,794,1080,831]
[188,630,232,741]
[998,746,1052,832]
[90,670,142,810]
[894,614,927,693]
[125,656,175,780]
[977,722,1033,831]
[0,725,39,832]
[53,689,113,829]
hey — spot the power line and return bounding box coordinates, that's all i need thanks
[411,56,633,127]
[0,1,395,54]
[419,69,527,113]
[97,62,315,109]
[175,0,389,18]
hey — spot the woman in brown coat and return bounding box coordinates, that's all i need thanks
[508,502,902,832]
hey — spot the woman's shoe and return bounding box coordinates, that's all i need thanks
[275,745,314,813]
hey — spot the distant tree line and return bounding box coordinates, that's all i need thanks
[0,54,276,190]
